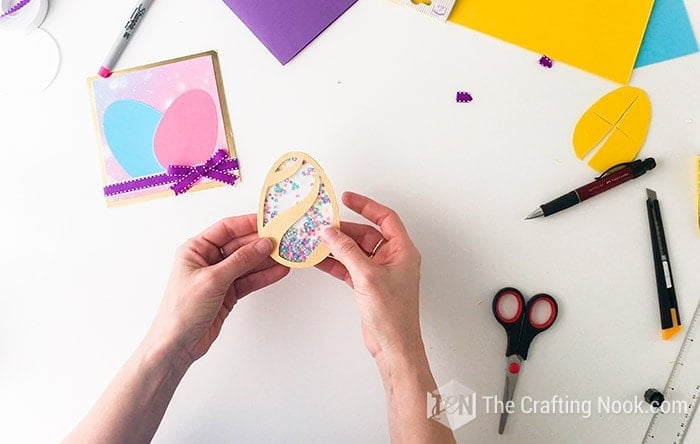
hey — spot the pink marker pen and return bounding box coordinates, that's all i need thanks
[98,0,154,78]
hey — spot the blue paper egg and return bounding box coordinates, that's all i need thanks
[103,100,163,177]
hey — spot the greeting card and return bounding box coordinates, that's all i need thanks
[88,51,239,206]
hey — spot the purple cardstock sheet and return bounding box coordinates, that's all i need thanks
[222,0,358,64]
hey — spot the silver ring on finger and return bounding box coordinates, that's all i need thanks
[369,238,385,258]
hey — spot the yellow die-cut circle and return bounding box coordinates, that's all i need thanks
[572,86,651,173]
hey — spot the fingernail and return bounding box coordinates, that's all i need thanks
[322,227,340,240]
[255,238,273,254]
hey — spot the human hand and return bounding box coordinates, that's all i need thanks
[317,192,423,361]
[148,215,290,364]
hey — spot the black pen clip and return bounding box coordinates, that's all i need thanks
[595,160,638,180]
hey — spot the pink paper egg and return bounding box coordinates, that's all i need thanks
[154,89,218,167]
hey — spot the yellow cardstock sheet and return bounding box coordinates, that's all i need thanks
[448,0,655,84]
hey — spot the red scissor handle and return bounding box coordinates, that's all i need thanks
[493,288,527,357]
[527,294,558,330]
[493,288,559,360]
[493,287,525,324]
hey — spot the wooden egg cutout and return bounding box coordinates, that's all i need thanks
[572,86,651,173]
[258,152,339,268]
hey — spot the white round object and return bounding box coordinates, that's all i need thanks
[0,0,49,33]
[0,28,60,94]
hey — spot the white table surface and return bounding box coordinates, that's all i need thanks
[1,1,700,442]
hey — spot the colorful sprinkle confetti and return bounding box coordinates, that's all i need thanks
[278,183,332,262]
[262,159,334,263]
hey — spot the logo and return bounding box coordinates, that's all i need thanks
[427,380,477,431]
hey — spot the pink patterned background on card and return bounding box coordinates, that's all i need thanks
[90,54,231,202]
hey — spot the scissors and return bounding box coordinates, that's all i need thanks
[492,287,559,434]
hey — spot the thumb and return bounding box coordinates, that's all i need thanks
[321,227,372,276]
[211,238,273,285]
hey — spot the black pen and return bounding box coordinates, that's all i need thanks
[646,188,682,340]
[526,158,656,219]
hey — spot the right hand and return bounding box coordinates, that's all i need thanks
[317,192,423,360]
[151,215,289,364]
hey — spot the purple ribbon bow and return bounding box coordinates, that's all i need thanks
[167,149,239,195]
[104,149,239,197]
[0,0,31,19]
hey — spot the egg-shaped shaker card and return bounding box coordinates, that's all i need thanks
[572,86,651,173]
[258,152,339,268]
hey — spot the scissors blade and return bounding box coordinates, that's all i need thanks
[498,355,522,434]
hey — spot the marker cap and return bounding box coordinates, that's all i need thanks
[98,66,112,78]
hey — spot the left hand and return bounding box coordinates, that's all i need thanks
[148,214,290,364]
